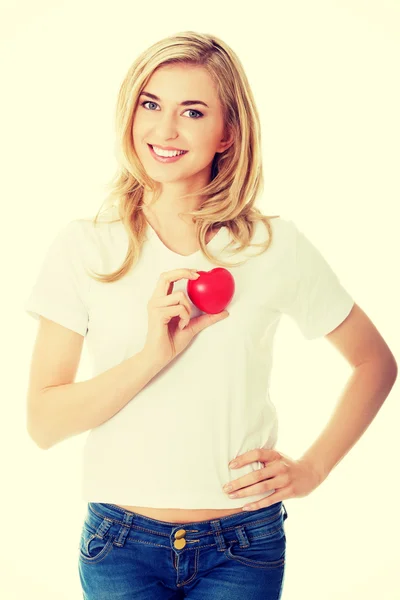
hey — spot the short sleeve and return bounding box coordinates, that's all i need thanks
[23,220,90,336]
[280,220,355,340]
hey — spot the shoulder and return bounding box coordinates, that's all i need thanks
[68,206,128,274]
[70,205,125,251]
[267,215,297,237]
[220,216,296,268]
[249,215,297,256]
[250,215,296,238]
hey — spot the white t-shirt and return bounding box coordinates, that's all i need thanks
[24,207,354,508]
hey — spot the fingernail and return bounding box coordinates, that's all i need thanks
[229,461,238,468]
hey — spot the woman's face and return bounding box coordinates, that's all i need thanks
[132,63,233,185]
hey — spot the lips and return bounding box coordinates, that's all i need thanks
[149,144,188,153]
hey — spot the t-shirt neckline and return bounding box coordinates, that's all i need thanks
[145,220,227,260]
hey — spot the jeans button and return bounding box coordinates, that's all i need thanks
[174,538,187,549]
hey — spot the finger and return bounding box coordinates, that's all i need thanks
[226,461,278,490]
[242,488,292,511]
[189,310,230,334]
[152,269,199,299]
[227,474,288,499]
[158,304,190,325]
[229,448,280,469]
[178,317,190,331]
[153,290,192,317]
[224,465,266,493]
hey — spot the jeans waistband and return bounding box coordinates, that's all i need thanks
[85,501,287,551]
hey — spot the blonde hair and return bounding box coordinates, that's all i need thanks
[87,31,279,283]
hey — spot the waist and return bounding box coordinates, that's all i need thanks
[112,504,245,524]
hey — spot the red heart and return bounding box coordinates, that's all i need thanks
[187,268,235,314]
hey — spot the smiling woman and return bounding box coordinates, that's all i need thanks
[23,29,395,600]
[132,62,235,206]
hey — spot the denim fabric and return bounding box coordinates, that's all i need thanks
[78,501,288,599]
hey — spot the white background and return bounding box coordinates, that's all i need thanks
[1,0,399,598]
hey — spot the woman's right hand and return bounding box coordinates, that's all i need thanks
[142,268,230,369]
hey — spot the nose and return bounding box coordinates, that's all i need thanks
[155,111,180,140]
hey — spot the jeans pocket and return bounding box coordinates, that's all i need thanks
[223,522,286,569]
[79,522,114,565]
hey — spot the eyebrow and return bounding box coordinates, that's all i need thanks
[140,91,209,108]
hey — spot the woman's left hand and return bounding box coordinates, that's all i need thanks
[223,449,323,511]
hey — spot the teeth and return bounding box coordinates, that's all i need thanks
[152,145,186,157]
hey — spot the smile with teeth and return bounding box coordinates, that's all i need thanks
[151,145,188,157]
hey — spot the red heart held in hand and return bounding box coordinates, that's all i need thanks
[187,268,235,314]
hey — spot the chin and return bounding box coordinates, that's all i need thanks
[143,171,187,184]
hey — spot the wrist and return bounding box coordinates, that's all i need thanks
[139,346,168,375]
[298,455,327,485]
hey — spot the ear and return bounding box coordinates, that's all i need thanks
[216,127,235,154]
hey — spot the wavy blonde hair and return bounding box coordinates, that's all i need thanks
[87,30,279,282]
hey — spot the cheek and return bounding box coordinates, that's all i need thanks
[197,125,224,150]
[132,113,149,139]
[132,127,149,156]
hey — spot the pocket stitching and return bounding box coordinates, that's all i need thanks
[224,541,285,569]
[250,522,284,540]
[79,529,114,564]
[223,525,286,569]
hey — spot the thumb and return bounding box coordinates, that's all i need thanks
[191,310,230,333]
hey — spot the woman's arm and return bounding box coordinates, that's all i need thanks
[300,303,397,481]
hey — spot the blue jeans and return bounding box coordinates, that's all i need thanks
[78,500,288,599]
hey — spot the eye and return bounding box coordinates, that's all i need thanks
[140,101,203,119]
[141,101,159,111]
[184,109,203,119]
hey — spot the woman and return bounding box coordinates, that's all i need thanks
[24,31,397,600]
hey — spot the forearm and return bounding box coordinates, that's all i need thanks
[300,358,397,483]
[28,348,164,450]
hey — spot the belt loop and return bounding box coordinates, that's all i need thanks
[210,519,228,551]
[95,518,113,539]
[282,503,288,521]
[113,510,134,548]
